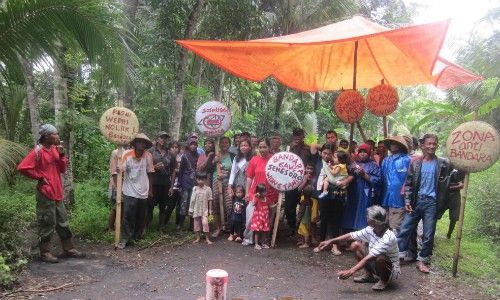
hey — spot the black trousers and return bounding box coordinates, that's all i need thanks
[284,188,301,230]
[319,199,343,240]
[165,189,180,225]
[121,194,147,243]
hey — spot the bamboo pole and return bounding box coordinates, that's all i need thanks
[349,123,355,143]
[114,147,124,248]
[383,116,388,138]
[271,146,290,247]
[271,191,284,248]
[452,172,470,277]
[356,121,367,142]
[114,99,125,248]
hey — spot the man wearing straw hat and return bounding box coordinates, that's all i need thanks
[117,133,155,249]
[17,124,85,263]
[380,136,411,234]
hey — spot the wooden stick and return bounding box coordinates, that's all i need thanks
[349,123,355,143]
[271,146,290,248]
[215,138,225,229]
[452,172,470,277]
[3,282,73,296]
[114,146,124,248]
[271,191,284,248]
[138,236,166,251]
[356,121,367,142]
[382,116,388,138]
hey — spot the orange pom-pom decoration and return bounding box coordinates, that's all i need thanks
[334,90,365,124]
[367,83,399,117]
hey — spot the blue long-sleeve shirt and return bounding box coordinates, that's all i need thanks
[381,153,411,208]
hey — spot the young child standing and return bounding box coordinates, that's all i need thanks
[228,185,246,242]
[318,151,349,199]
[250,184,270,250]
[188,173,213,244]
[297,185,318,248]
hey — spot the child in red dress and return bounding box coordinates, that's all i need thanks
[250,184,270,250]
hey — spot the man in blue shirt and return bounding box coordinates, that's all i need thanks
[397,134,450,273]
[380,136,411,233]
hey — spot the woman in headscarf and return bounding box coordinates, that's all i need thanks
[343,143,381,230]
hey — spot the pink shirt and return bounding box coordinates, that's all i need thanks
[246,155,278,204]
[17,146,68,201]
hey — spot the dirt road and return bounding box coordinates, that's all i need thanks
[12,234,489,300]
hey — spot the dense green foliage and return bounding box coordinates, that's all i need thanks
[0,0,498,292]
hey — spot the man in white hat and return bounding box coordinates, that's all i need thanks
[17,124,85,263]
[117,133,155,249]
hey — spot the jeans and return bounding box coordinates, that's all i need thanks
[397,196,437,263]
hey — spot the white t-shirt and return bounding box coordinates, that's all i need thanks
[122,150,155,199]
[350,226,401,279]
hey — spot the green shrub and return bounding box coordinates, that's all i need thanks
[0,178,36,288]
[70,178,112,242]
[468,162,500,241]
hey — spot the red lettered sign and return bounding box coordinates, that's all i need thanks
[334,90,365,124]
[446,121,500,172]
[367,83,399,117]
[265,152,305,192]
[195,101,232,137]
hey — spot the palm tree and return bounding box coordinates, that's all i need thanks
[0,0,131,86]
[0,0,132,191]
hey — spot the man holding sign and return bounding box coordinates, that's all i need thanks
[117,133,155,249]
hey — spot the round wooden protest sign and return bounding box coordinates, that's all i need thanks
[334,90,365,123]
[195,101,232,137]
[99,106,139,144]
[265,152,305,191]
[367,83,399,116]
[446,121,500,172]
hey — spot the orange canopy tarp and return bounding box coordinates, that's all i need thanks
[177,16,481,92]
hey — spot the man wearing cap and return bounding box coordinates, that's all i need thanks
[380,136,411,234]
[117,133,155,249]
[177,136,200,230]
[148,131,176,234]
[17,124,85,263]
[189,132,205,156]
[397,134,450,273]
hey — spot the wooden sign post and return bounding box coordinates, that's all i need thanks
[446,121,499,276]
[99,105,139,248]
[265,151,305,247]
[195,101,232,230]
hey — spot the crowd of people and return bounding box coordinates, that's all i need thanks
[17,123,465,292]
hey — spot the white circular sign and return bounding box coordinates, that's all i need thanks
[265,152,305,191]
[446,121,500,173]
[99,106,139,144]
[195,101,231,137]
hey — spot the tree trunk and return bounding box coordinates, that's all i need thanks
[53,60,75,207]
[169,0,205,140]
[214,70,225,102]
[20,58,40,145]
[274,85,286,129]
[120,0,139,109]
[314,92,320,110]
